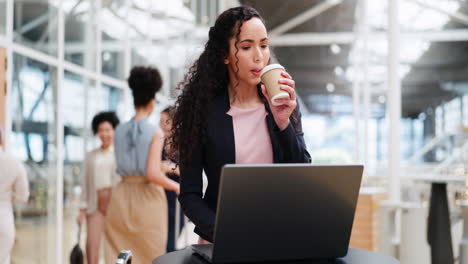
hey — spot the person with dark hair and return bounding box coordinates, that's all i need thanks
[160,106,184,252]
[160,106,179,177]
[91,111,120,135]
[77,111,120,264]
[104,66,179,263]
[170,6,311,243]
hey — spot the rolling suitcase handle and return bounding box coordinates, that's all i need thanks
[115,250,132,264]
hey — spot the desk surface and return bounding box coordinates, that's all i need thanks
[409,175,465,183]
[153,247,399,264]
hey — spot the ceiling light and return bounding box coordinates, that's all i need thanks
[326,83,335,93]
[334,66,344,76]
[103,52,112,61]
[378,95,386,104]
[418,112,426,121]
[422,42,430,51]
[330,44,341,54]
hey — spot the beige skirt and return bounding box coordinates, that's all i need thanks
[104,176,168,263]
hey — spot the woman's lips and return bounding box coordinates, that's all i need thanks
[251,69,262,76]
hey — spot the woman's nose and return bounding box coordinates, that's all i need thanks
[254,47,263,62]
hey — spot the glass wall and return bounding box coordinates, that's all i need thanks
[100,0,127,79]
[9,54,58,264]
[64,0,97,70]
[13,1,58,56]
[0,0,5,36]
[398,0,468,169]
[5,1,199,263]
[61,71,87,259]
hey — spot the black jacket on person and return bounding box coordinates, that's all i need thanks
[178,91,312,242]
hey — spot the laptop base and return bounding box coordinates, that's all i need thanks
[191,244,339,264]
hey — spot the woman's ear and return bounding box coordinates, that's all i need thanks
[223,50,229,64]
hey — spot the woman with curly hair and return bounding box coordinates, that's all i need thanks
[104,66,179,263]
[170,6,311,243]
[77,111,119,264]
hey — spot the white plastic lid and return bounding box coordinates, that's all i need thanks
[271,92,290,106]
[260,64,285,77]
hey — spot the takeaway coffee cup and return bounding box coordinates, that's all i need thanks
[260,64,290,106]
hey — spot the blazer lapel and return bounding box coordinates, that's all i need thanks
[212,93,236,164]
[220,112,235,164]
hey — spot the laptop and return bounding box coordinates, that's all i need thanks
[192,164,364,263]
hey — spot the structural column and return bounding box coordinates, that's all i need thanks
[0,47,5,150]
[387,0,402,203]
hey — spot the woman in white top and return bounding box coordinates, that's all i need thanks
[0,126,29,264]
[77,112,120,264]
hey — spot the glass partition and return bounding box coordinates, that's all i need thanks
[100,0,126,79]
[61,71,92,259]
[10,53,58,263]
[64,0,97,70]
[13,1,58,56]
[0,0,6,36]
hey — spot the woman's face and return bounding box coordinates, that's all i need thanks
[160,112,172,137]
[224,17,270,88]
[97,121,114,149]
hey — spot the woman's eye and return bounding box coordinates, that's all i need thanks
[241,47,251,50]
[261,45,268,49]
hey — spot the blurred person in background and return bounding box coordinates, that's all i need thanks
[160,106,184,252]
[77,111,120,264]
[0,126,29,264]
[105,66,179,263]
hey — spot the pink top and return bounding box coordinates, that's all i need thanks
[227,105,273,164]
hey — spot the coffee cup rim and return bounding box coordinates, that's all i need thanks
[260,64,285,77]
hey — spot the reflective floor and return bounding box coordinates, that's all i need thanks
[11,205,197,264]
[12,207,82,264]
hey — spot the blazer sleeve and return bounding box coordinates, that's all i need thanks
[13,161,29,204]
[275,102,312,163]
[178,144,216,242]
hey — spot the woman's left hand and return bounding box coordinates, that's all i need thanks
[261,71,297,131]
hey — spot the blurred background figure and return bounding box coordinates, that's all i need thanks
[160,106,184,252]
[0,126,29,264]
[105,66,179,263]
[77,111,120,264]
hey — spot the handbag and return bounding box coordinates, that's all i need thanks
[70,223,84,264]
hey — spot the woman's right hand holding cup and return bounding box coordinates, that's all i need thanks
[260,64,297,131]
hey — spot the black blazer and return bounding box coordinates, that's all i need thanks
[179,91,312,242]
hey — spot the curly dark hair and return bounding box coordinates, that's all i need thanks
[91,111,120,134]
[127,66,163,107]
[170,6,264,166]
